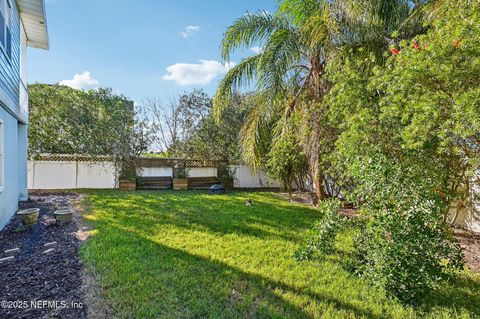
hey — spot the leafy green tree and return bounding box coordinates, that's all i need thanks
[329,0,480,221]
[188,94,254,161]
[144,90,254,161]
[265,115,308,195]
[350,155,463,305]
[301,0,478,304]
[294,198,345,261]
[28,84,93,156]
[214,0,427,201]
[28,84,152,179]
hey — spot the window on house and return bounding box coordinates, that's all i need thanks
[0,119,4,192]
[0,0,11,59]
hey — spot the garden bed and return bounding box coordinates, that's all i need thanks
[0,192,86,319]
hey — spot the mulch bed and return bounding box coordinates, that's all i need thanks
[0,192,87,319]
[454,228,480,273]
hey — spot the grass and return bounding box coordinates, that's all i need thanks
[80,190,480,318]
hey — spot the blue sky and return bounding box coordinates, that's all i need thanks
[27,0,277,104]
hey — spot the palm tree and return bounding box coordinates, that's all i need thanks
[214,0,428,201]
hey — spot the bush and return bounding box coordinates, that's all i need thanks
[350,156,463,305]
[294,198,345,261]
[266,117,309,195]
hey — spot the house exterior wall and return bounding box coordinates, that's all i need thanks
[0,1,27,230]
[0,106,19,229]
[0,0,22,121]
[17,121,27,200]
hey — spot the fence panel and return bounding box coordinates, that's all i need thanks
[189,167,217,177]
[28,161,116,189]
[26,159,480,232]
[231,165,282,188]
[76,162,117,188]
[30,161,77,189]
[138,167,173,177]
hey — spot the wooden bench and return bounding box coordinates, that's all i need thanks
[137,176,172,190]
[187,177,219,190]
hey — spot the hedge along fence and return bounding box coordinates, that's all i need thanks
[28,154,282,190]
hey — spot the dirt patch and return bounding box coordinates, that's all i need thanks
[0,192,86,319]
[275,191,317,207]
[454,228,480,272]
[81,269,113,319]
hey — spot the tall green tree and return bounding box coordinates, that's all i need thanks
[28,84,150,161]
[29,84,152,180]
[214,0,427,201]
[144,90,254,161]
[300,0,477,303]
[328,0,480,221]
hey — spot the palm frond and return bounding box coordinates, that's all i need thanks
[301,2,339,51]
[240,96,273,168]
[278,0,323,25]
[221,11,291,61]
[257,28,303,102]
[213,54,261,120]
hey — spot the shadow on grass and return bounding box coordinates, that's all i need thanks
[81,190,480,318]
[83,222,384,319]
[421,271,480,315]
[87,190,319,243]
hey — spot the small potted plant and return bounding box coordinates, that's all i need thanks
[173,162,189,190]
[54,209,73,226]
[17,208,40,226]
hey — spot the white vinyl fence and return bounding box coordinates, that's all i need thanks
[448,181,480,233]
[28,158,479,233]
[137,165,281,188]
[28,161,281,190]
[28,161,117,189]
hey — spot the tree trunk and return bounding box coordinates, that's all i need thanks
[313,172,326,201]
[310,162,327,205]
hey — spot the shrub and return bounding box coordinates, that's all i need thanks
[294,198,345,261]
[266,117,309,196]
[350,156,464,305]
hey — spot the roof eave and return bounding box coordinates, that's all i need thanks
[16,0,49,50]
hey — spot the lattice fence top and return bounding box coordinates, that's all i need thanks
[32,154,114,162]
[139,157,229,168]
[32,154,229,168]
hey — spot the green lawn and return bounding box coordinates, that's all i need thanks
[80,190,480,318]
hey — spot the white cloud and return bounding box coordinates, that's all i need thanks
[162,60,236,86]
[180,25,200,38]
[250,46,263,54]
[60,71,99,90]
